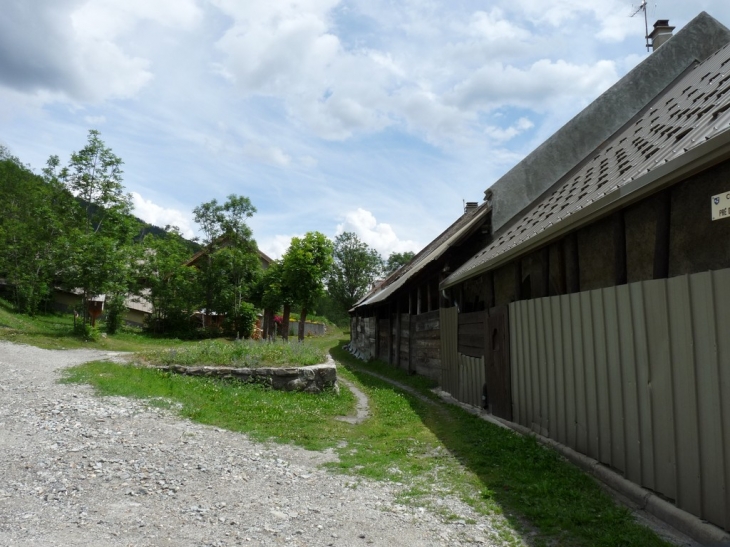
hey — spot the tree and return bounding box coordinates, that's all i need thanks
[327,232,382,314]
[0,148,74,314]
[251,260,293,340]
[192,194,261,336]
[385,251,415,276]
[140,228,201,336]
[51,130,135,327]
[282,232,334,341]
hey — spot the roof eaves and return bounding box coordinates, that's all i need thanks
[354,203,491,308]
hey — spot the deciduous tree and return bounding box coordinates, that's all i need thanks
[385,251,415,276]
[282,232,333,341]
[327,232,382,314]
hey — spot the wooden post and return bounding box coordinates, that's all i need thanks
[541,247,550,297]
[408,313,415,373]
[395,298,402,368]
[488,271,496,308]
[387,302,393,365]
[417,287,422,315]
[374,307,380,360]
[653,189,671,280]
[427,282,432,312]
[565,232,580,294]
[514,260,523,302]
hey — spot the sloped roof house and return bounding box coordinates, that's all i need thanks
[437,11,730,538]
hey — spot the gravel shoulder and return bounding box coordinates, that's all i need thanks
[0,341,511,547]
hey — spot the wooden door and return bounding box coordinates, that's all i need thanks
[485,305,512,420]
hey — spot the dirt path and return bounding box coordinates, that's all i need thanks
[0,341,510,547]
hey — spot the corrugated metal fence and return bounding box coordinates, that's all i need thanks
[457,354,485,408]
[510,268,730,530]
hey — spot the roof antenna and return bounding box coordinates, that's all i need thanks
[630,0,651,52]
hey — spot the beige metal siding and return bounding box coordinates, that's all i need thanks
[510,268,730,531]
[456,354,485,408]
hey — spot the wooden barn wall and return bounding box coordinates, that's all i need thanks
[398,313,410,370]
[411,309,441,380]
[377,318,389,362]
[439,306,458,396]
[458,311,486,357]
[510,268,730,532]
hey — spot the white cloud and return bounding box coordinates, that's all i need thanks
[258,234,303,260]
[83,115,106,125]
[243,143,292,167]
[0,0,202,104]
[131,192,195,238]
[484,117,534,143]
[336,208,419,257]
[447,59,618,112]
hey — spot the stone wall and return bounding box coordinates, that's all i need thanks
[152,363,337,394]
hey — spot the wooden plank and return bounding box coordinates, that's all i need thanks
[408,314,415,373]
[459,311,487,325]
[396,304,402,369]
[653,189,671,280]
[666,274,701,517]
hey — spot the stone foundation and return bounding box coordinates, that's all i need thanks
[152,363,337,394]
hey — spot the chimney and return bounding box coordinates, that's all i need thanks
[464,201,479,213]
[649,20,675,51]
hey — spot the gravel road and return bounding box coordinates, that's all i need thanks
[0,341,514,547]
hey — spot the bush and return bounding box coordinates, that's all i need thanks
[104,293,127,335]
[74,322,100,341]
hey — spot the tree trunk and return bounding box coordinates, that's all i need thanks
[282,303,291,342]
[298,307,307,342]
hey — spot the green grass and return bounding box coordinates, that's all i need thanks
[62,359,355,451]
[140,338,328,367]
[0,297,196,351]
[60,336,670,547]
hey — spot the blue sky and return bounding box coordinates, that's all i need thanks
[2,0,730,259]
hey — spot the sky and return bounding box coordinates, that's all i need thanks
[2,1,730,260]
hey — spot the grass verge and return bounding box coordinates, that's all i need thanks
[62,338,671,547]
[140,338,328,367]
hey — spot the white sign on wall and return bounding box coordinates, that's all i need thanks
[711,192,730,220]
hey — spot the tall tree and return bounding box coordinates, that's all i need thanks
[385,251,415,276]
[192,194,261,335]
[282,232,334,341]
[327,232,383,313]
[0,148,74,314]
[51,130,135,326]
[140,228,200,335]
